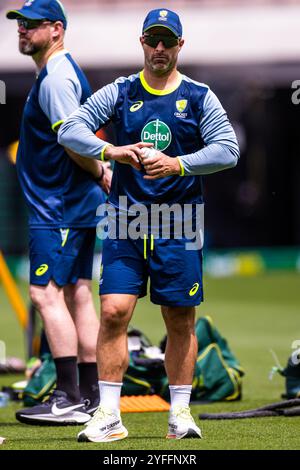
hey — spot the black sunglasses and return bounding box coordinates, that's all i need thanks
[17,18,53,30]
[143,34,179,49]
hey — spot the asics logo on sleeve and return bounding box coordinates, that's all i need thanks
[51,403,84,416]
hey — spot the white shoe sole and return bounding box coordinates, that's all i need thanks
[16,411,91,426]
[78,426,128,443]
[166,428,202,439]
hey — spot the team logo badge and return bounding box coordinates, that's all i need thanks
[141,119,172,151]
[130,101,144,112]
[176,100,188,113]
[35,264,49,276]
[24,0,35,6]
[159,10,168,21]
[159,10,168,18]
[189,283,200,297]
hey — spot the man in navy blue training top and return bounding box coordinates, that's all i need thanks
[59,8,239,441]
[7,0,111,425]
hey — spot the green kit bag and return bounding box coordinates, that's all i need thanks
[160,316,244,402]
[192,316,245,401]
[123,327,166,396]
[23,353,56,406]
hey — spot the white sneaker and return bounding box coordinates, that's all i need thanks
[77,406,128,443]
[166,405,202,439]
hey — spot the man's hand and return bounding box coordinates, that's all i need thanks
[104,142,153,171]
[97,162,112,194]
[64,147,112,191]
[141,151,181,179]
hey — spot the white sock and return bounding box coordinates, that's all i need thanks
[169,385,192,411]
[98,381,122,412]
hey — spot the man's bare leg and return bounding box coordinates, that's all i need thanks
[64,279,99,363]
[30,280,77,358]
[77,294,137,442]
[161,306,201,439]
[97,294,138,382]
[29,280,81,402]
[161,306,197,385]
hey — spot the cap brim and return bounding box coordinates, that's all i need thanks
[143,24,179,37]
[6,9,46,20]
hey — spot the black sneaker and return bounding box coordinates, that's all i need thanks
[83,396,100,416]
[16,390,91,425]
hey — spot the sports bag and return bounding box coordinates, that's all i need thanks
[22,318,244,404]
[23,353,56,406]
[160,316,244,402]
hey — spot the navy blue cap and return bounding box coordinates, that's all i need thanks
[142,9,182,38]
[6,0,67,29]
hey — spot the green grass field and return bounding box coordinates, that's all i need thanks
[0,271,300,450]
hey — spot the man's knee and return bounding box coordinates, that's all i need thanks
[29,282,61,312]
[100,298,131,330]
[162,306,196,335]
[64,280,93,308]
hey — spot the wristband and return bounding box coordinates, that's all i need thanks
[100,144,114,162]
[177,156,185,176]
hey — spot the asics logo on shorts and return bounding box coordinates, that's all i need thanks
[35,264,49,276]
[189,283,199,296]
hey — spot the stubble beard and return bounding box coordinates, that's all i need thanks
[19,42,40,55]
[148,58,173,76]
[146,51,179,77]
[19,36,49,56]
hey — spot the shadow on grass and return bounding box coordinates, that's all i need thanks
[0,423,19,427]
[11,437,78,443]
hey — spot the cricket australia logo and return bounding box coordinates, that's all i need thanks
[141,119,172,151]
[175,100,188,118]
[176,100,187,113]
[159,10,168,21]
[24,0,35,6]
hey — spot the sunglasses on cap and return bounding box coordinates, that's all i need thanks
[143,34,180,49]
[17,18,53,30]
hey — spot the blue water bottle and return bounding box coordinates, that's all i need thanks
[0,392,9,408]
